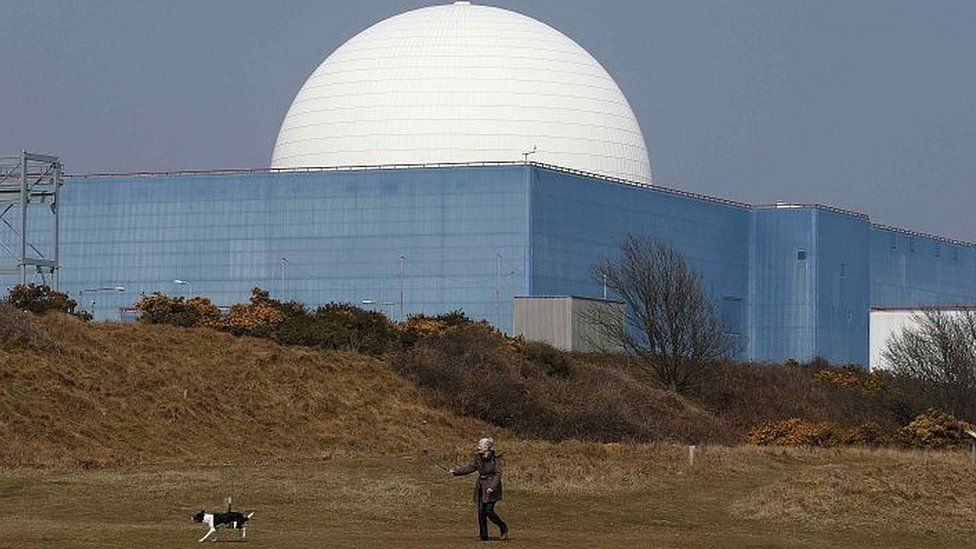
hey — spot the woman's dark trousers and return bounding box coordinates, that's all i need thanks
[477,494,507,540]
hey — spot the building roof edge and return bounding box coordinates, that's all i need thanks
[64,161,976,248]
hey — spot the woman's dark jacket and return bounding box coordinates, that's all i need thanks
[452,450,503,504]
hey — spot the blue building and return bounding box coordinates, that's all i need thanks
[6,3,975,366]
[36,162,974,366]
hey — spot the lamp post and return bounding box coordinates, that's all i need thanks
[495,254,501,327]
[399,255,405,321]
[493,255,517,331]
[522,145,537,163]
[173,279,191,297]
[279,257,289,298]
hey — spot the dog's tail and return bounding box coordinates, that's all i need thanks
[246,512,255,519]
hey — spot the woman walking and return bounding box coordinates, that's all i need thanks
[449,437,509,541]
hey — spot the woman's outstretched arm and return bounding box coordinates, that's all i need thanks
[449,458,478,476]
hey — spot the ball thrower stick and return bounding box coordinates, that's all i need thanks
[423,449,451,473]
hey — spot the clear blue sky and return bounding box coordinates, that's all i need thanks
[2,0,973,241]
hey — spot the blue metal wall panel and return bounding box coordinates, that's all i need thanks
[527,167,752,354]
[750,207,870,365]
[35,166,530,330]
[814,210,870,366]
[749,208,818,363]
[870,226,976,307]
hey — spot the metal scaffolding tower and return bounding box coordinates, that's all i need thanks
[0,151,61,288]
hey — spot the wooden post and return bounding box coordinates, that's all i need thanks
[966,430,976,466]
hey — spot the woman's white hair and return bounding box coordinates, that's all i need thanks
[477,437,494,450]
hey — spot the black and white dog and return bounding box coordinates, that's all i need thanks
[192,509,254,542]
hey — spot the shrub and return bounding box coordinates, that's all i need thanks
[135,293,221,327]
[747,418,846,447]
[841,421,889,446]
[6,283,89,320]
[0,302,59,352]
[513,340,573,378]
[882,373,943,424]
[398,310,495,348]
[216,289,397,355]
[695,359,900,438]
[814,364,887,396]
[133,287,398,355]
[747,418,891,447]
[214,288,289,337]
[750,410,976,449]
[307,303,397,355]
[393,324,538,428]
[895,408,975,449]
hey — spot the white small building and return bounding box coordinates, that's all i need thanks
[869,307,976,370]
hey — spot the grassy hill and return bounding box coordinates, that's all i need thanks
[0,314,489,467]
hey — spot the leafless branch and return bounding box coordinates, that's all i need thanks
[583,235,736,393]
[883,309,976,417]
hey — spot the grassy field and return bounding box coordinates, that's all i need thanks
[2,442,976,548]
[5,316,976,547]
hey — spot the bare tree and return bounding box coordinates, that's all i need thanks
[883,309,976,418]
[586,235,735,394]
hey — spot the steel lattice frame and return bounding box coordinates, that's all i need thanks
[0,151,61,288]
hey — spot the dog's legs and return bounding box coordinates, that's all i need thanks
[198,527,216,543]
[242,526,246,539]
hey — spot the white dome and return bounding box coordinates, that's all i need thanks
[272,1,651,184]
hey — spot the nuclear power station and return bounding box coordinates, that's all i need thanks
[4,2,975,366]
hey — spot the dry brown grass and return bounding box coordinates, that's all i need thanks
[1,444,975,547]
[0,314,490,467]
[729,446,976,538]
[0,303,59,353]
[3,317,976,546]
